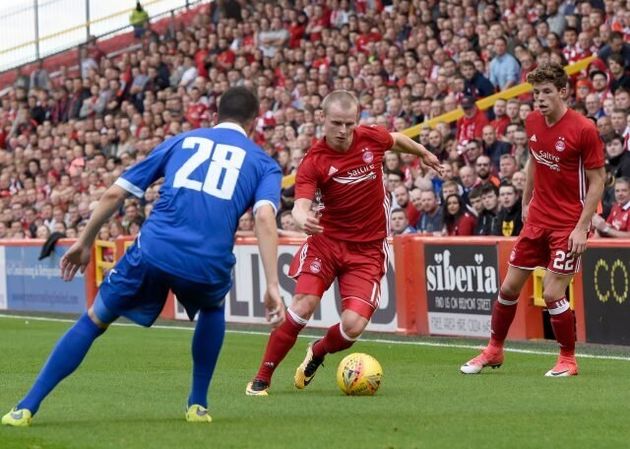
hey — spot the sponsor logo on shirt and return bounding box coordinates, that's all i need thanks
[328,166,338,176]
[332,164,377,185]
[531,149,560,171]
[530,134,538,142]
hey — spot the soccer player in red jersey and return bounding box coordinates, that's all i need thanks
[461,63,606,377]
[246,90,443,395]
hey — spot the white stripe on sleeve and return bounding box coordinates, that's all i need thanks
[115,178,145,198]
[253,199,278,216]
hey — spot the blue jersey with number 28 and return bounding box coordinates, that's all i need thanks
[114,123,281,284]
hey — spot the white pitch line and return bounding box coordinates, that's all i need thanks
[2,313,630,362]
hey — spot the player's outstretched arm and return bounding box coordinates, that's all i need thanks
[390,132,444,175]
[254,204,285,328]
[568,166,606,258]
[60,184,130,281]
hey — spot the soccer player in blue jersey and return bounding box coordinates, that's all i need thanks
[2,87,286,427]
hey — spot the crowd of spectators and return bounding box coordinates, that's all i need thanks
[0,0,629,245]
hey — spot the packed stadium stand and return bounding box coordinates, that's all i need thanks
[0,0,629,241]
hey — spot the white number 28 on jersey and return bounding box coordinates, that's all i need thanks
[173,136,246,200]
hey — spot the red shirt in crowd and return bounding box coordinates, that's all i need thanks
[288,22,305,48]
[356,31,382,53]
[194,48,208,78]
[406,202,420,229]
[566,45,592,64]
[606,201,630,231]
[490,115,510,137]
[216,48,235,70]
[185,102,208,128]
[456,110,489,143]
[295,125,394,242]
[446,212,477,236]
[312,57,330,70]
[526,109,605,230]
[308,11,330,42]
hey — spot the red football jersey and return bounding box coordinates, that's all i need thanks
[295,125,394,242]
[526,109,605,230]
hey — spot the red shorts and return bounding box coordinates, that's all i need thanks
[509,222,582,275]
[288,233,389,319]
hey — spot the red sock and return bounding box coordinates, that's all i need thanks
[255,311,305,384]
[312,323,355,358]
[489,291,520,348]
[548,297,575,357]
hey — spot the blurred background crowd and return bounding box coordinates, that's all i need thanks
[0,0,629,244]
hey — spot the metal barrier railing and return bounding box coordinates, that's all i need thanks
[0,0,205,73]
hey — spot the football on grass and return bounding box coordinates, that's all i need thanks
[336,353,383,396]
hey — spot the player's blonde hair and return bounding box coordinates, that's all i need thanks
[526,63,568,90]
[322,90,359,114]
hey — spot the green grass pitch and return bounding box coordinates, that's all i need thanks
[2,315,630,449]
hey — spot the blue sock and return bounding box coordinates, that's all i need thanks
[187,306,226,408]
[18,313,106,414]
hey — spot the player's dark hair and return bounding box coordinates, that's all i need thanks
[217,87,259,124]
[526,63,568,90]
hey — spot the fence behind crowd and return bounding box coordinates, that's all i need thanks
[1,236,629,345]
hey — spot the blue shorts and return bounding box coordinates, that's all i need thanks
[97,243,230,327]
